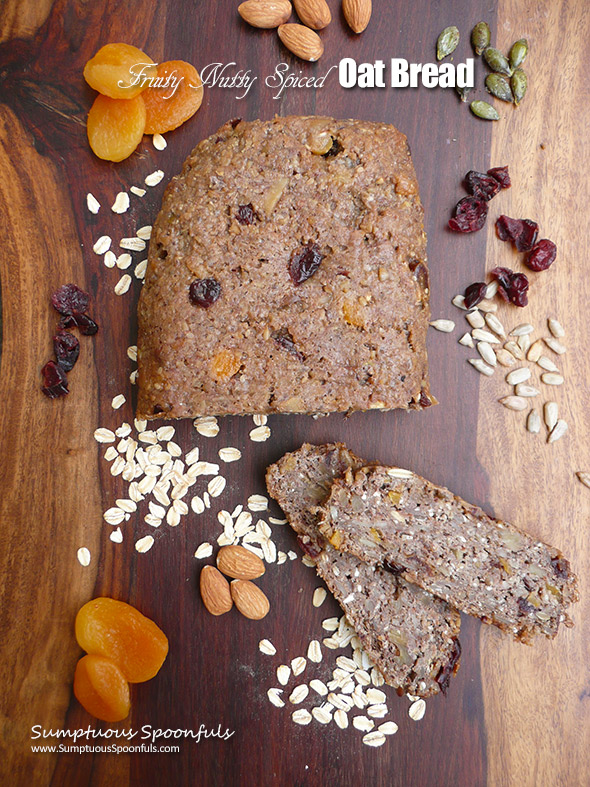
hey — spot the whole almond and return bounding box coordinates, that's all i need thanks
[239,0,292,28]
[217,545,266,580]
[200,566,233,616]
[278,23,324,61]
[342,0,372,33]
[231,580,270,620]
[293,0,331,29]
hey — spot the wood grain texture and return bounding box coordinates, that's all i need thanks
[0,0,586,785]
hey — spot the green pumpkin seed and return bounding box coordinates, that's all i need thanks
[437,26,460,60]
[470,100,500,121]
[483,47,512,76]
[485,73,513,103]
[509,38,528,70]
[471,22,491,56]
[511,68,527,105]
[456,85,472,103]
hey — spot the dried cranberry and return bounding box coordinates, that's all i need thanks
[551,556,569,580]
[53,330,80,372]
[289,242,324,285]
[51,283,90,315]
[230,117,242,129]
[490,267,529,307]
[487,165,511,189]
[189,278,221,308]
[59,311,99,335]
[464,281,487,309]
[526,239,557,272]
[272,328,304,361]
[435,638,461,695]
[465,171,501,201]
[41,360,69,398]
[235,203,257,225]
[448,197,488,233]
[297,535,323,559]
[419,389,433,408]
[496,215,539,251]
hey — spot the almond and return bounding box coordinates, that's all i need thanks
[231,580,270,620]
[238,0,292,28]
[200,566,233,616]
[293,0,331,29]
[342,0,372,34]
[217,545,266,580]
[277,23,324,61]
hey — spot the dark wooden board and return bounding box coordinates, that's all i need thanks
[1,1,588,785]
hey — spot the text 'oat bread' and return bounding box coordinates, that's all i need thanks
[318,465,579,643]
[266,444,461,697]
[137,116,433,419]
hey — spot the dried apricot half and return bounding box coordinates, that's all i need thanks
[142,60,203,134]
[75,598,169,683]
[74,655,130,722]
[87,94,146,162]
[84,43,156,99]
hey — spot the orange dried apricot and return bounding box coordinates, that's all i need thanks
[87,94,146,162]
[75,598,168,683]
[142,60,203,134]
[210,349,242,382]
[84,43,156,99]
[73,655,130,722]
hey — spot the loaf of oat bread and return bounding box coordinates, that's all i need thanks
[318,465,579,643]
[266,444,461,697]
[137,116,433,419]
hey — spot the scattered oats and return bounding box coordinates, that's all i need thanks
[120,237,146,252]
[310,679,328,696]
[576,472,590,489]
[288,550,298,561]
[472,328,500,344]
[111,191,130,213]
[173,499,188,516]
[116,253,132,270]
[93,235,111,254]
[136,225,152,240]
[307,640,322,663]
[367,703,388,719]
[115,498,136,513]
[514,384,539,398]
[336,656,357,672]
[313,588,327,608]
[290,657,306,675]
[541,372,564,386]
[242,543,264,559]
[366,688,386,705]
[352,715,374,732]
[138,475,157,495]
[248,494,269,512]
[544,337,566,355]
[130,370,138,384]
[138,430,158,444]
[110,528,123,543]
[144,514,162,528]
[250,425,271,442]
[104,250,116,268]
[323,637,339,649]
[371,668,385,687]
[203,492,211,508]
[152,133,167,150]
[548,318,565,338]
[548,419,568,444]
[292,709,312,726]
[458,332,474,348]
[104,446,118,461]
[387,467,413,478]
[208,475,227,497]
[506,367,531,385]
[135,535,154,553]
[135,259,147,279]
[476,341,497,367]
[277,551,287,565]
[267,688,284,708]
[194,416,219,437]
[114,274,132,295]
[166,507,181,527]
[262,538,277,564]
[289,685,309,704]
[145,169,165,187]
[409,699,426,721]
[328,693,351,711]
[77,547,91,567]
[406,693,420,702]
[468,358,494,376]
[429,319,455,333]
[94,427,116,443]
[111,394,126,410]
[334,709,349,729]
[234,511,253,535]
[452,294,467,309]
[86,192,100,214]
[466,310,485,329]
[495,348,516,367]
[355,670,371,687]
[130,185,146,197]
[218,510,234,529]
[270,517,287,525]
[477,299,497,313]
[322,617,339,632]
[510,323,534,337]
[277,665,291,686]
[253,414,268,426]
[485,280,498,299]
[185,446,200,465]
[517,333,531,353]
[504,340,525,360]
[485,313,506,338]
[231,505,243,518]
[363,731,386,747]
[219,447,242,463]
[526,409,541,434]
[217,533,233,546]
[537,355,559,373]
[259,639,277,656]
[194,542,213,559]
[126,346,138,363]
[311,707,332,725]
